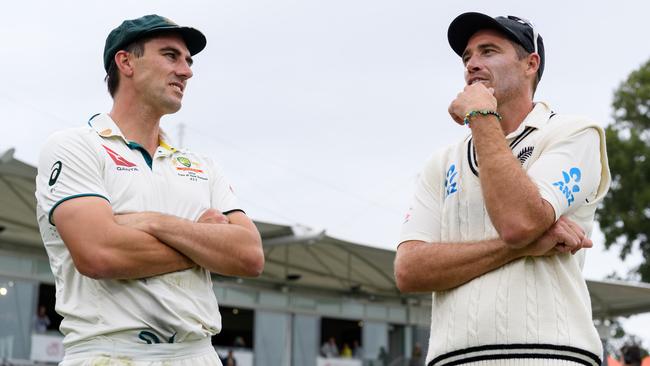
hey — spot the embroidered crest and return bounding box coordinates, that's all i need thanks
[516,146,534,165]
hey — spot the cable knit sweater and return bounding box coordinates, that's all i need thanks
[400,103,611,366]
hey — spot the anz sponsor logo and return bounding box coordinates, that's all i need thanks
[445,164,459,198]
[553,167,581,206]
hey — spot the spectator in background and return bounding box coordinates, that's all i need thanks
[34,305,51,333]
[409,343,423,366]
[341,343,352,358]
[321,337,339,358]
[352,340,363,359]
[220,349,237,366]
[0,313,14,359]
[621,344,642,366]
[233,336,246,348]
[378,346,389,366]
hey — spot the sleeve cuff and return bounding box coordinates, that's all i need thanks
[48,194,110,226]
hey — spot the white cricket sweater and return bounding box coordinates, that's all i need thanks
[400,103,611,366]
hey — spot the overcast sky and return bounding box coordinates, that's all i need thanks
[1,0,649,351]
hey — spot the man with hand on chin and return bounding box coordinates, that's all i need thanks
[35,14,263,366]
[395,12,610,366]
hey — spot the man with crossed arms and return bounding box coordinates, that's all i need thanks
[36,15,263,366]
[395,12,610,366]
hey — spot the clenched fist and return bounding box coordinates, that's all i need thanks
[448,83,497,125]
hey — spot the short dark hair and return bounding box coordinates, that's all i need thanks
[104,38,148,98]
[508,39,540,95]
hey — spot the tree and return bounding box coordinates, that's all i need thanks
[596,58,650,282]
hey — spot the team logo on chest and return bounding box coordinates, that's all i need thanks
[173,156,207,181]
[516,146,534,165]
[102,145,138,171]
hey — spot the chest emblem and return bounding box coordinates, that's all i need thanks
[102,145,138,170]
[173,156,207,181]
[516,146,534,165]
[177,157,192,167]
[174,157,204,173]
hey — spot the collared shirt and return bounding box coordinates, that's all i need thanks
[398,103,610,366]
[35,113,240,347]
[401,102,604,245]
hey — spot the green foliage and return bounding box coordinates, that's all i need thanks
[596,59,650,282]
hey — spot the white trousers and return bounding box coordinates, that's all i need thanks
[60,338,223,366]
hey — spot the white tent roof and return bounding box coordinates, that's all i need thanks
[589,279,650,318]
[0,148,42,257]
[2,148,650,317]
[257,227,400,297]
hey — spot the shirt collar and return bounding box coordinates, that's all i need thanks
[158,130,179,154]
[88,113,179,153]
[505,102,553,139]
[88,113,127,142]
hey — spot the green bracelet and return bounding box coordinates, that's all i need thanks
[463,110,502,125]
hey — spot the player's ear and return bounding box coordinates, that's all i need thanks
[114,50,135,77]
[526,53,540,77]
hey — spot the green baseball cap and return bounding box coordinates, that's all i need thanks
[103,14,207,72]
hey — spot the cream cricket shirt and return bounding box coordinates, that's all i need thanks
[400,103,611,366]
[35,113,240,347]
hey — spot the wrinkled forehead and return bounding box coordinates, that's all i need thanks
[466,29,511,48]
[462,28,515,57]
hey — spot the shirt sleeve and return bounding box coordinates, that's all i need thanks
[35,129,110,225]
[398,154,444,246]
[207,158,242,215]
[528,128,602,221]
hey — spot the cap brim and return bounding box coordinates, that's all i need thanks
[143,25,207,56]
[176,27,207,56]
[448,12,516,57]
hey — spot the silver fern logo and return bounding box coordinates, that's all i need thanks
[517,146,534,165]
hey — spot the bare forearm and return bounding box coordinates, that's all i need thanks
[394,216,592,293]
[147,213,264,277]
[395,239,524,292]
[92,226,195,279]
[53,197,195,280]
[471,117,553,246]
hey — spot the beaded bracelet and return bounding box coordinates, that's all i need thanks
[463,110,502,125]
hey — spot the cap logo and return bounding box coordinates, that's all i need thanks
[506,15,538,54]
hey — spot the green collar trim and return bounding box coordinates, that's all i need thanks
[126,141,153,169]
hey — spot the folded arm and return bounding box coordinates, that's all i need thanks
[449,84,555,247]
[472,119,556,247]
[394,216,591,292]
[53,196,195,280]
[117,209,264,277]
